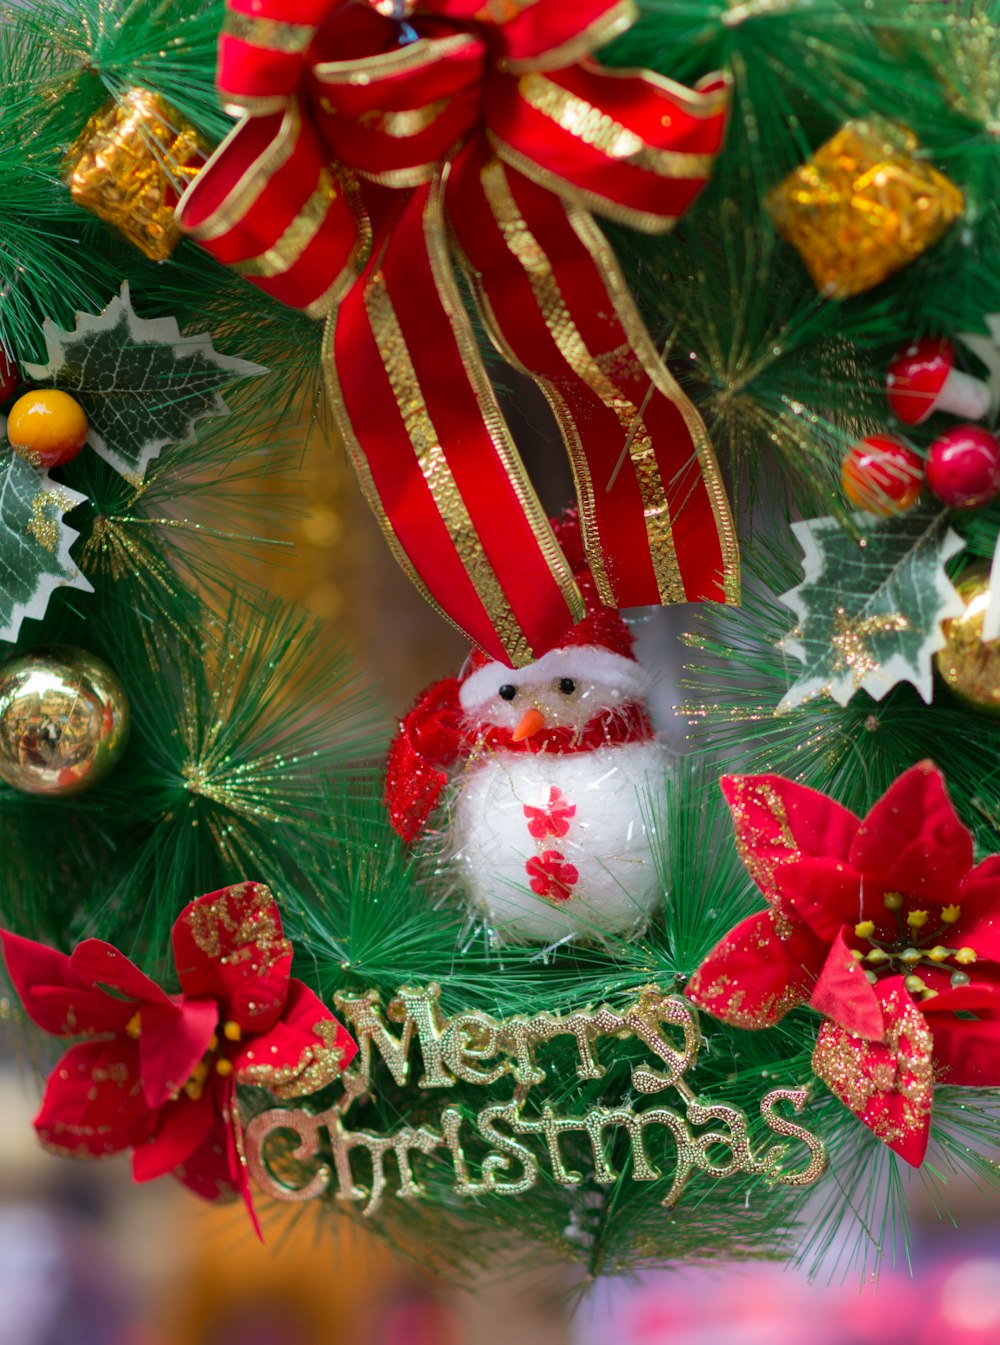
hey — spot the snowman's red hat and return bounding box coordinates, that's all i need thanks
[458,508,646,712]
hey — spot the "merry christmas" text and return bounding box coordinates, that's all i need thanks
[244,984,827,1215]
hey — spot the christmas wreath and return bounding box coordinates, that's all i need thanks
[2,0,1000,1287]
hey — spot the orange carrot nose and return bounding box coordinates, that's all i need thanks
[512,707,545,742]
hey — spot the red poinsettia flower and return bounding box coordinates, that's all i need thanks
[526,850,579,902]
[524,786,577,841]
[1,882,356,1225]
[686,761,1000,1165]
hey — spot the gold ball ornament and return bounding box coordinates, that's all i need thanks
[7,390,89,469]
[0,648,129,795]
[934,565,1000,714]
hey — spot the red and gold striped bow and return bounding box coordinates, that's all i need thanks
[178,0,738,666]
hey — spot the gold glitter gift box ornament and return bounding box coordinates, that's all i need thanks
[765,121,965,299]
[65,88,208,262]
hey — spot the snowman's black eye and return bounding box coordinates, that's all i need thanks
[558,678,576,696]
[498,684,517,701]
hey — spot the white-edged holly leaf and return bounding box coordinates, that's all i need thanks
[23,283,268,484]
[777,504,965,712]
[983,526,1000,643]
[0,441,92,642]
[958,314,1000,425]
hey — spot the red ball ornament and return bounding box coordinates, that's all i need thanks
[6,389,89,469]
[0,347,19,403]
[842,434,924,515]
[926,424,1000,510]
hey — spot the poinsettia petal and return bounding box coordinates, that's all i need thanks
[171,1078,261,1238]
[850,762,972,904]
[132,1088,216,1183]
[920,984,1000,1086]
[139,998,219,1110]
[1,932,85,1036]
[810,929,884,1039]
[953,855,1000,965]
[686,910,824,1028]
[170,1079,239,1202]
[69,939,174,1008]
[28,986,136,1037]
[960,853,1000,884]
[923,983,1000,1013]
[234,980,357,1099]
[1,932,171,1038]
[173,1128,237,1202]
[34,1039,151,1160]
[778,858,865,944]
[720,775,859,906]
[172,882,292,1034]
[231,1103,263,1240]
[812,977,934,1167]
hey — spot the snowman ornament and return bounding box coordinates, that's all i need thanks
[385,512,669,945]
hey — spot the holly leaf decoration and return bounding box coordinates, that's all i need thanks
[22,283,267,484]
[777,504,965,712]
[984,527,1000,643]
[958,313,1000,430]
[0,442,92,642]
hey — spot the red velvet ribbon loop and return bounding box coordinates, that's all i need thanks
[311,33,486,182]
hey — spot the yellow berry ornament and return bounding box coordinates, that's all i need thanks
[7,389,89,469]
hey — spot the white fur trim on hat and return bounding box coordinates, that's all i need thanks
[459,646,646,711]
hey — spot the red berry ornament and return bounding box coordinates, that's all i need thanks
[6,389,89,469]
[842,434,924,515]
[926,424,1000,510]
[0,347,19,403]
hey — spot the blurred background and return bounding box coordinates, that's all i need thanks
[2,402,999,1345]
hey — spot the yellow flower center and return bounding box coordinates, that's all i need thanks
[852,899,977,996]
[177,1019,242,1100]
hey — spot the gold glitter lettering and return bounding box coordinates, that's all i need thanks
[245,984,827,1215]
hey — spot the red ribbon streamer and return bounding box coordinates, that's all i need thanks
[178,0,738,666]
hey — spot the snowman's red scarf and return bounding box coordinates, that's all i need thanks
[385,677,654,843]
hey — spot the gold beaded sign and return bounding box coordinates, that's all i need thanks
[245,985,827,1215]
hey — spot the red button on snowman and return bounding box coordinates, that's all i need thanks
[385,510,668,945]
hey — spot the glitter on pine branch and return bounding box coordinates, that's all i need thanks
[79,590,385,967]
[789,1086,1000,1283]
[0,586,385,981]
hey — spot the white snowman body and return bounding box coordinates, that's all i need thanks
[452,741,669,944]
[449,644,669,945]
